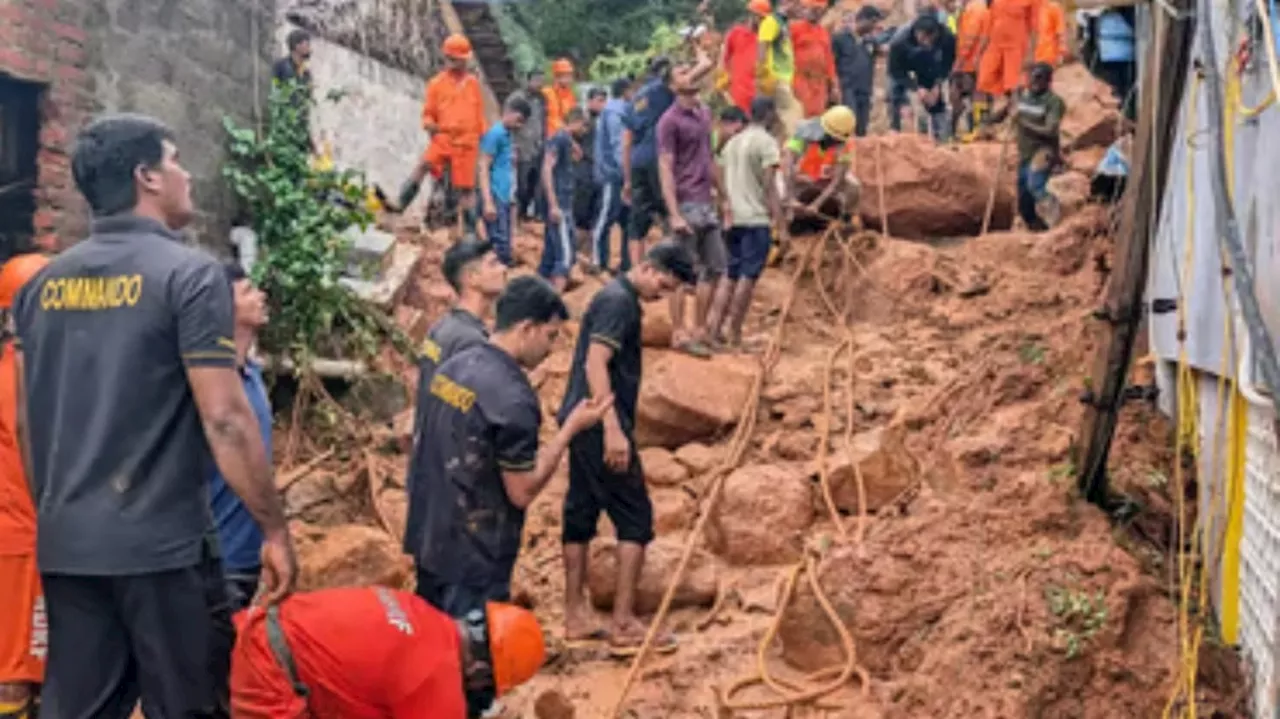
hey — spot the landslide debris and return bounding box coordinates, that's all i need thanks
[278,167,1244,717]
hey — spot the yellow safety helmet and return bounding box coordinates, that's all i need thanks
[819,105,856,141]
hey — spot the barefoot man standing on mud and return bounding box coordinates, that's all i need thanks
[559,242,697,655]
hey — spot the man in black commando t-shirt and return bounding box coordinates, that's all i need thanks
[407,277,612,617]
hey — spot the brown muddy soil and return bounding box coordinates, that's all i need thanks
[281,148,1247,717]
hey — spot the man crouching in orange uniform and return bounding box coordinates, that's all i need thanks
[231,587,546,718]
[0,253,49,719]
[390,34,487,234]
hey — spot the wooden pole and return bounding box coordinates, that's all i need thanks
[1074,0,1196,503]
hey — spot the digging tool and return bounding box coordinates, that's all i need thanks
[981,112,1017,236]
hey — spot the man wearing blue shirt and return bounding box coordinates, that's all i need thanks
[591,78,635,274]
[480,97,532,266]
[208,262,274,611]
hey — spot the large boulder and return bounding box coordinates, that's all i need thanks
[822,424,919,514]
[707,464,815,565]
[587,535,720,613]
[1047,171,1093,220]
[1055,63,1124,152]
[634,352,755,448]
[640,447,690,487]
[854,135,1017,238]
[675,442,726,474]
[651,488,696,535]
[294,523,412,591]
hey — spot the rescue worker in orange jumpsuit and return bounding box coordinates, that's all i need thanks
[231,587,545,718]
[951,0,991,131]
[976,0,1038,115]
[391,34,487,233]
[1034,0,1069,66]
[0,253,49,719]
[543,59,578,139]
[720,0,771,113]
[790,0,840,117]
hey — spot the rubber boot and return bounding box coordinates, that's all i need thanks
[393,179,421,214]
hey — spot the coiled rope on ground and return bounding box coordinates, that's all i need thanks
[608,223,877,717]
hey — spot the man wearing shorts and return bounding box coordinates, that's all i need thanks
[409,277,612,617]
[658,64,730,357]
[559,242,696,654]
[710,97,782,349]
[0,253,48,719]
[390,34,486,234]
[541,107,589,291]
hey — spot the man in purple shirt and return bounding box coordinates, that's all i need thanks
[657,65,729,358]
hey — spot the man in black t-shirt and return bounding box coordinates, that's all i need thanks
[408,276,612,617]
[13,114,294,718]
[403,240,507,560]
[557,242,696,653]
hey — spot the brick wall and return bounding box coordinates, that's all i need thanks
[0,0,277,251]
[0,0,94,251]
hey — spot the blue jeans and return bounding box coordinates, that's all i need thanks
[590,180,631,271]
[1017,162,1051,230]
[540,213,574,278]
[888,78,951,141]
[484,197,513,265]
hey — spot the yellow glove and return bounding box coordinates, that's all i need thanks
[715,69,731,92]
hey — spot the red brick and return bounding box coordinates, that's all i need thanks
[39,123,68,148]
[32,209,56,231]
[34,233,60,252]
[55,64,84,83]
[53,22,85,43]
[57,42,85,65]
[0,48,34,77]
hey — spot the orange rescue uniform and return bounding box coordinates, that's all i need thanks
[0,339,45,686]
[231,587,466,719]
[542,85,577,138]
[1035,0,1067,65]
[422,69,486,190]
[955,0,992,73]
[790,19,838,118]
[723,24,759,113]
[977,0,1038,95]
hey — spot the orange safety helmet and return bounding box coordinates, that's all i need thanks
[486,602,546,696]
[0,253,49,309]
[442,34,473,60]
[551,58,574,76]
[748,0,772,15]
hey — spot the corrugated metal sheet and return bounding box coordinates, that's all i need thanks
[1148,0,1280,714]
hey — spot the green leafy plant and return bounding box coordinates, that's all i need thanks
[222,80,378,360]
[1045,584,1109,658]
[588,22,687,82]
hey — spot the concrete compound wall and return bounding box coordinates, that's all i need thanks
[275,18,427,201]
[1,0,277,251]
[84,0,277,249]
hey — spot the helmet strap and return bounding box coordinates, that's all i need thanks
[460,608,497,717]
